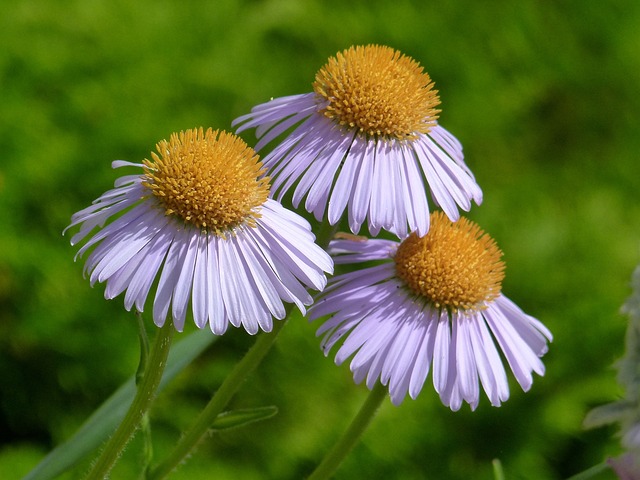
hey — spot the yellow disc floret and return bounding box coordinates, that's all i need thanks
[313,44,441,140]
[394,212,505,311]
[142,128,269,235]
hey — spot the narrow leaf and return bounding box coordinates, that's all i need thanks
[24,328,216,480]
[583,400,634,429]
[211,406,279,431]
[565,462,611,480]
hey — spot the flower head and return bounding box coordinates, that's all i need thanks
[233,45,482,238]
[309,212,552,409]
[65,128,333,334]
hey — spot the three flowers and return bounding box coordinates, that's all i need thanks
[66,44,551,410]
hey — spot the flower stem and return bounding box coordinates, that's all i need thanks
[135,314,155,477]
[148,218,332,479]
[83,319,174,480]
[147,315,289,480]
[307,382,387,480]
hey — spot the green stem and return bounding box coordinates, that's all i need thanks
[492,459,505,480]
[147,316,289,480]
[147,218,334,479]
[307,382,387,480]
[83,319,174,480]
[136,313,155,476]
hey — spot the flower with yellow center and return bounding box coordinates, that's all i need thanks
[394,215,504,311]
[233,45,482,238]
[65,128,333,334]
[310,212,552,410]
[141,128,269,235]
[314,46,440,139]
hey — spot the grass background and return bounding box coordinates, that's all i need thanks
[1,0,639,478]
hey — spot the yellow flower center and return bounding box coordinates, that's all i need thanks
[394,212,505,311]
[313,45,441,140]
[142,128,269,235]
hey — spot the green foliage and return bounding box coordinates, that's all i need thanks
[24,329,215,480]
[1,0,638,478]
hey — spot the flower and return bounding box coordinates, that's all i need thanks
[65,128,333,334]
[233,45,482,238]
[309,212,552,409]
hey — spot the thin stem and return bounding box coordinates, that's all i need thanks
[136,313,155,476]
[84,319,174,480]
[147,315,289,480]
[492,459,505,480]
[147,218,333,479]
[140,413,153,478]
[307,382,387,480]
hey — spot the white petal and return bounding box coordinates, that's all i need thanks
[191,234,209,329]
[124,225,174,312]
[400,144,430,237]
[206,235,227,335]
[413,139,459,220]
[432,309,452,394]
[218,236,253,332]
[328,134,365,225]
[152,227,190,328]
[453,315,479,405]
[170,230,200,332]
[348,139,375,234]
[470,316,510,405]
[228,235,273,333]
[408,311,438,399]
[484,305,542,391]
[304,129,354,221]
[236,232,286,320]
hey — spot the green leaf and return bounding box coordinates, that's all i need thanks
[583,400,634,429]
[211,406,278,431]
[24,328,216,480]
[565,462,611,480]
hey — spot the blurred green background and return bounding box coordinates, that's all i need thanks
[1,0,639,478]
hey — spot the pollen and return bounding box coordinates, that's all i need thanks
[394,212,505,312]
[313,45,441,140]
[142,128,269,235]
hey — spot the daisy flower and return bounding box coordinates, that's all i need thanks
[65,128,333,334]
[309,212,552,410]
[233,45,482,238]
